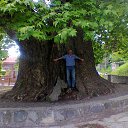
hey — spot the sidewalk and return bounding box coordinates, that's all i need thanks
[75,109,128,128]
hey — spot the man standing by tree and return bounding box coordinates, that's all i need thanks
[54,49,84,90]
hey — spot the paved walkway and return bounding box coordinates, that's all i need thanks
[58,109,128,128]
[76,110,128,128]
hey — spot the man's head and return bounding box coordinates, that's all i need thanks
[67,49,73,55]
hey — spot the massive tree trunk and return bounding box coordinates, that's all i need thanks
[3,38,61,101]
[2,30,114,101]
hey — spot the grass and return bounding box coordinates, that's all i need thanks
[111,61,128,76]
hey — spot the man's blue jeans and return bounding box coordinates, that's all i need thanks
[66,66,76,88]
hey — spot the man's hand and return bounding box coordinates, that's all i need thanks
[53,59,58,62]
[81,59,84,62]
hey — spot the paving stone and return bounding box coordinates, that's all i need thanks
[89,104,105,113]
[28,111,39,123]
[41,110,55,124]
[123,122,128,128]
[3,111,12,125]
[49,126,61,128]
[54,111,65,121]
[107,122,125,128]
[14,110,28,122]
[117,116,128,122]
[0,112,3,123]
[1,126,17,128]
[58,109,79,120]
[104,102,112,109]
[61,124,76,128]
[42,116,55,124]
[79,106,90,115]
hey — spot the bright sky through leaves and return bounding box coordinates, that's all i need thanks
[33,0,51,5]
[33,0,38,2]
[8,44,20,57]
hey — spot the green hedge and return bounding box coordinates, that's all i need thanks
[111,62,128,76]
[0,70,6,76]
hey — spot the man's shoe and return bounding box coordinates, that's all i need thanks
[72,87,79,92]
[67,88,72,93]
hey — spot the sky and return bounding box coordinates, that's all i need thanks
[33,0,38,2]
[8,45,20,58]
[33,0,51,5]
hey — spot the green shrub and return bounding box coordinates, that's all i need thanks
[111,62,128,76]
[0,70,6,76]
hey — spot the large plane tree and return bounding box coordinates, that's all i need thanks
[0,0,127,101]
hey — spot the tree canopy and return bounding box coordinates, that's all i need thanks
[0,0,128,64]
[1,0,127,101]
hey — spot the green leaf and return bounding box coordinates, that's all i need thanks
[69,29,77,37]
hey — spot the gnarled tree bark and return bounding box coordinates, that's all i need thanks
[2,30,114,101]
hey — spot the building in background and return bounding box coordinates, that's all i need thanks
[0,56,18,86]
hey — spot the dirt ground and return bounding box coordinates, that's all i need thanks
[0,86,13,95]
[0,83,128,108]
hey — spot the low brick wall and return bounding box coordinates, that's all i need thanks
[104,75,128,84]
[1,95,128,128]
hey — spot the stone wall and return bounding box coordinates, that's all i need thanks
[104,75,128,84]
[1,95,128,128]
